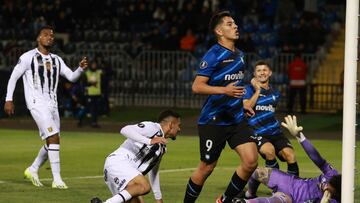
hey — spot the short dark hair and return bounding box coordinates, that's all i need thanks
[157,109,180,123]
[328,174,341,202]
[208,10,232,33]
[36,25,54,39]
[254,60,271,70]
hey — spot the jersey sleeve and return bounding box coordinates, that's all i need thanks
[148,161,162,200]
[5,55,29,101]
[242,85,254,100]
[120,122,158,145]
[196,52,218,77]
[301,139,338,175]
[58,57,83,82]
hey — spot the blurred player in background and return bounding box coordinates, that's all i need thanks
[91,110,181,203]
[233,115,341,203]
[4,25,88,189]
[242,60,299,198]
[183,11,258,203]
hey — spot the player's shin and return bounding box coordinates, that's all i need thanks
[29,144,48,172]
[222,172,248,203]
[48,144,62,182]
[184,178,203,203]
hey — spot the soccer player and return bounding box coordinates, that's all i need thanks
[183,11,258,203]
[233,115,341,203]
[4,25,88,189]
[242,61,299,198]
[91,110,181,203]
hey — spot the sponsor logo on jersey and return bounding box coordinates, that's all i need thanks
[224,71,244,81]
[255,104,275,112]
[199,60,208,69]
[222,59,234,63]
[47,127,53,132]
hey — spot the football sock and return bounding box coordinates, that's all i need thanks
[247,195,287,203]
[223,172,247,203]
[287,162,299,176]
[104,190,132,203]
[184,178,203,203]
[29,145,48,172]
[265,159,279,169]
[48,144,62,182]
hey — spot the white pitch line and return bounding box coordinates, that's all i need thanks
[0,167,322,184]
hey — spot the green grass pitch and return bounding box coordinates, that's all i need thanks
[0,129,358,203]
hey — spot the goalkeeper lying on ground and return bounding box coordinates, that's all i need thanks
[233,115,341,203]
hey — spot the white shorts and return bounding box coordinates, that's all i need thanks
[30,105,60,140]
[104,151,141,195]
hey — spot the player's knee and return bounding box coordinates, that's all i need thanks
[242,157,258,172]
[281,149,296,163]
[138,181,151,195]
[262,151,276,160]
[198,161,217,176]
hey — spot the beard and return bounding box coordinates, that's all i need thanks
[43,44,53,49]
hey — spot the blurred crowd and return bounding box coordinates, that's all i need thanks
[0,0,344,59]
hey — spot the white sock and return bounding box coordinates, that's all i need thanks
[48,144,62,182]
[29,145,48,173]
[105,190,132,203]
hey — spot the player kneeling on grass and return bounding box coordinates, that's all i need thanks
[91,110,181,203]
[232,115,341,203]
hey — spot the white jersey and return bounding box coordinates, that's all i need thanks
[5,48,83,109]
[111,121,166,175]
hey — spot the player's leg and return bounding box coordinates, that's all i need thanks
[102,156,149,203]
[26,107,61,187]
[274,134,299,176]
[24,143,48,187]
[259,142,279,169]
[219,122,258,203]
[184,125,228,203]
[46,133,67,189]
[278,147,298,176]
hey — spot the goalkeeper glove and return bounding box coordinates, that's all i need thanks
[281,115,305,142]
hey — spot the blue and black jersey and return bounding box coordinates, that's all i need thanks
[243,84,281,136]
[196,43,246,125]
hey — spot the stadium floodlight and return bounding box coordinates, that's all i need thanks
[342,0,359,202]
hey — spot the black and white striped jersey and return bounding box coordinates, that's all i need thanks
[112,121,167,175]
[5,48,83,109]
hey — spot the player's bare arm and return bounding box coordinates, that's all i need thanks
[192,75,245,97]
[4,101,15,116]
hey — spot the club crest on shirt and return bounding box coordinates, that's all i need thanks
[199,60,208,69]
[47,127,53,132]
[45,61,51,71]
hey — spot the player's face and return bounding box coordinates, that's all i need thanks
[167,118,181,139]
[254,65,272,83]
[216,16,239,41]
[38,29,54,48]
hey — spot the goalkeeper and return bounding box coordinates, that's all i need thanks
[233,115,341,203]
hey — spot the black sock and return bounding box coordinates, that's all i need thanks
[223,172,247,203]
[287,162,299,176]
[184,178,203,203]
[265,159,279,169]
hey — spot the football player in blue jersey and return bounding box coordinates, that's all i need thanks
[183,11,258,203]
[241,60,299,199]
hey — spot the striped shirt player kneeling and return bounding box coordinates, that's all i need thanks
[91,110,181,203]
[4,25,88,189]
